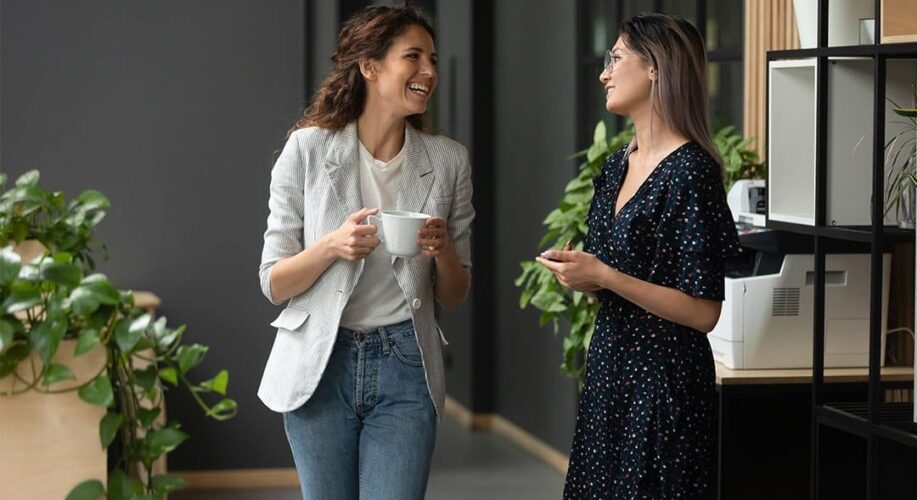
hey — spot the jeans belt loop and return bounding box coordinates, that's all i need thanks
[378,326,392,354]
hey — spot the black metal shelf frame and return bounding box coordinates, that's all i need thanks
[765,1,917,499]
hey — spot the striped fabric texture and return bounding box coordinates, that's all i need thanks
[257,121,474,415]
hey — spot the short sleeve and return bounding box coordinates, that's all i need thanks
[585,148,627,255]
[649,159,740,300]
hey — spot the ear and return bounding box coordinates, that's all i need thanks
[648,67,657,82]
[359,59,377,81]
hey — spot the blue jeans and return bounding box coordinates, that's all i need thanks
[283,320,437,500]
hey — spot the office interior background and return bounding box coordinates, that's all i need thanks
[1,0,916,499]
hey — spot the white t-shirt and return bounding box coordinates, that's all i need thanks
[338,141,412,331]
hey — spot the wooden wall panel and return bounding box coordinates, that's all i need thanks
[743,0,800,157]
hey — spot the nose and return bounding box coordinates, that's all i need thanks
[599,68,610,85]
[420,58,436,78]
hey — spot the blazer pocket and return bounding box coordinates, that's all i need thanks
[431,195,453,218]
[270,307,311,332]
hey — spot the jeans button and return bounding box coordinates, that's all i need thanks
[356,332,365,342]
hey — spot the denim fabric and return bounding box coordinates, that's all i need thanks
[283,320,437,500]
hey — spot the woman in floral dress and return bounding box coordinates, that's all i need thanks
[537,14,740,499]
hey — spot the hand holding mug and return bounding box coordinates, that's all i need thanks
[417,217,452,258]
[326,208,381,261]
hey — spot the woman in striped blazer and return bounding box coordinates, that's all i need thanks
[258,5,474,499]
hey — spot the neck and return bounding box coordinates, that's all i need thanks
[630,103,686,160]
[357,101,407,162]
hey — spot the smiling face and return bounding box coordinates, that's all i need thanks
[599,36,655,116]
[362,24,438,119]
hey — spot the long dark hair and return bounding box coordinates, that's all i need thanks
[620,14,722,168]
[293,4,435,133]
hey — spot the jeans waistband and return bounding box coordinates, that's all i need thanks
[337,319,415,345]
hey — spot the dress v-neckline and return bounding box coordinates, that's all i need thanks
[612,142,692,219]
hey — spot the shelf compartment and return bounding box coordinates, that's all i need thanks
[767,57,916,227]
[821,402,917,449]
[791,0,876,49]
[769,58,817,225]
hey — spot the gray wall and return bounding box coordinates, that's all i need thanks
[434,0,476,410]
[493,0,580,453]
[1,0,305,469]
[2,0,583,469]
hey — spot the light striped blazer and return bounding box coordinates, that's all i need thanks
[257,121,474,415]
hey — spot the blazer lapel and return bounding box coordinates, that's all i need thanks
[396,125,434,215]
[323,122,362,217]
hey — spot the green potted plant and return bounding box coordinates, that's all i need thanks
[886,83,917,229]
[515,121,763,383]
[0,170,237,500]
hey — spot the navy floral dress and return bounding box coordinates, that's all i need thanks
[563,142,740,499]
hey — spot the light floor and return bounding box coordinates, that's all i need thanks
[171,416,566,500]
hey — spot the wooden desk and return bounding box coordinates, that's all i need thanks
[714,362,914,500]
[716,363,914,386]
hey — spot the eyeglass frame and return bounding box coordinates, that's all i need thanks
[602,49,637,74]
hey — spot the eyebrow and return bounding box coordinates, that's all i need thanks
[403,46,436,55]
[610,47,625,54]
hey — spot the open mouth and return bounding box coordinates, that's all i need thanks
[408,83,430,96]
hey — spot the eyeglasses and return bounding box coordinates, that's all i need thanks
[602,50,631,74]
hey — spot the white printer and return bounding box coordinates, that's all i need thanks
[707,181,891,369]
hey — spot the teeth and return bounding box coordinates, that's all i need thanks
[408,83,430,95]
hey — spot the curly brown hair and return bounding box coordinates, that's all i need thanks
[293,4,436,133]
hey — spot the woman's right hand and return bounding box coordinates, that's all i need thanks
[323,208,381,261]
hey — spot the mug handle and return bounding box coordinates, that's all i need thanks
[367,214,384,242]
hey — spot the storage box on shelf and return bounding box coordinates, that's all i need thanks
[881,0,917,44]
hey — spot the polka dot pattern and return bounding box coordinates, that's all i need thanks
[563,142,740,499]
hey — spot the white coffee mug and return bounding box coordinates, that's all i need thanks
[368,211,430,257]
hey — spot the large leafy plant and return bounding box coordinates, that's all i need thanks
[515,122,763,383]
[0,170,237,500]
[716,125,765,193]
[885,84,917,225]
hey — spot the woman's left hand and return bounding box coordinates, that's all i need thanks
[535,250,607,292]
[418,217,453,258]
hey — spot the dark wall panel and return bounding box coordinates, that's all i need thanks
[1,0,305,469]
[493,0,580,452]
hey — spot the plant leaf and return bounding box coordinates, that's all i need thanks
[1,282,42,314]
[0,319,14,351]
[0,343,31,378]
[69,287,102,316]
[65,480,105,500]
[177,344,208,374]
[107,468,143,500]
[79,375,114,407]
[151,474,188,495]
[99,411,125,449]
[114,317,142,354]
[146,427,189,456]
[207,398,238,420]
[43,363,75,386]
[31,318,67,364]
[138,407,162,430]
[159,367,179,385]
[199,369,229,395]
[15,170,40,187]
[0,245,22,286]
[75,328,101,356]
